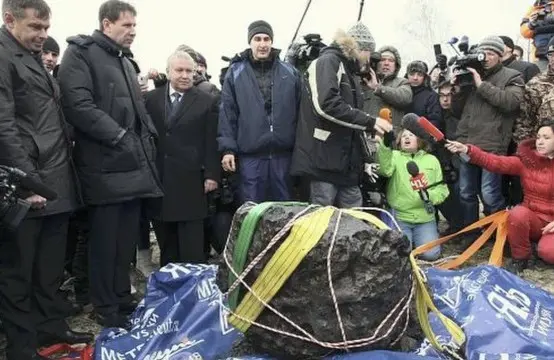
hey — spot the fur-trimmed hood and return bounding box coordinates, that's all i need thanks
[330,29,365,63]
[517,138,554,169]
[378,45,402,77]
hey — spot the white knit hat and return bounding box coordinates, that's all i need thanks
[346,22,376,52]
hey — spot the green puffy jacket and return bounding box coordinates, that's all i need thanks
[377,143,449,224]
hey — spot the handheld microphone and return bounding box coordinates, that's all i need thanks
[379,108,392,123]
[406,161,434,214]
[0,165,58,200]
[401,113,433,142]
[416,116,470,162]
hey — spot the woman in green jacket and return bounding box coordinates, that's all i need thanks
[378,129,449,260]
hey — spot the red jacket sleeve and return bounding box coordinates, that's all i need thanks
[467,145,524,176]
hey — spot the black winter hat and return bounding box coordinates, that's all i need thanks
[248,20,273,43]
[196,53,207,68]
[406,60,428,75]
[499,36,515,51]
[43,36,59,54]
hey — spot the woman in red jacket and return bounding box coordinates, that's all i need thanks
[446,122,554,272]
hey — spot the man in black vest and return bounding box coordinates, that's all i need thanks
[57,0,162,327]
[0,0,93,358]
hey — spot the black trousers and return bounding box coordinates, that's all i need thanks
[0,213,70,359]
[153,220,205,266]
[65,208,89,304]
[88,200,140,315]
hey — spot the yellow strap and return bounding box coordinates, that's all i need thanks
[229,207,392,333]
[229,207,334,332]
[410,254,466,352]
[409,210,510,354]
[344,209,389,230]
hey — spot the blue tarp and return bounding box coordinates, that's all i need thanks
[416,265,554,360]
[94,263,554,360]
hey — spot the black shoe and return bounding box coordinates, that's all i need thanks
[505,258,528,275]
[37,329,94,347]
[92,312,129,328]
[64,302,84,316]
[119,299,140,315]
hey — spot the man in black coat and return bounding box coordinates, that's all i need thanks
[0,0,93,358]
[500,36,540,83]
[145,50,219,266]
[57,0,163,327]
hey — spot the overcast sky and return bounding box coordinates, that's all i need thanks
[45,0,531,81]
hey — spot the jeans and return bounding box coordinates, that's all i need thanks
[459,162,506,227]
[396,219,440,261]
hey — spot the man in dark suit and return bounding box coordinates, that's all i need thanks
[0,0,93,358]
[145,50,220,266]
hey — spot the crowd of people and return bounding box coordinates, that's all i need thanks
[1,0,554,359]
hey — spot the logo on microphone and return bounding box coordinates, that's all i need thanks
[410,173,428,191]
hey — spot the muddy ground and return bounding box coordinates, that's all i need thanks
[1,223,553,359]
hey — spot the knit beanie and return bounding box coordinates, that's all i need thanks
[478,36,505,56]
[248,20,273,43]
[499,36,515,51]
[346,21,376,52]
[43,36,59,54]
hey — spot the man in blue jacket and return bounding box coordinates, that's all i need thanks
[218,20,301,203]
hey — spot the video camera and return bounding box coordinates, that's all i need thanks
[285,33,326,73]
[357,51,382,81]
[0,165,57,230]
[447,36,486,87]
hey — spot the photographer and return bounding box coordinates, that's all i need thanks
[452,35,524,231]
[521,0,554,71]
[363,45,412,128]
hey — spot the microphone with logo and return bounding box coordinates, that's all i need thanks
[406,161,434,214]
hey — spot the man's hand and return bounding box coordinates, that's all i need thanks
[445,140,469,154]
[222,154,236,172]
[363,68,380,90]
[204,179,218,194]
[467,68,483,88]
[25,194,47,209]
[147,68,160,79]
[373,117,393,136]
[543,221,554,234]
[139,82,149,93]
[364,163,380,183]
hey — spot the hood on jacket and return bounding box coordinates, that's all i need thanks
[518,139,553,169]
[377,45,402,77]
[331,29,367,63]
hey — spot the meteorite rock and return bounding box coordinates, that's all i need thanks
[218,203,413,359]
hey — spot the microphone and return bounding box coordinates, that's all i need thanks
[406,161,434,214]
[416,116,470,162]
[379,108,392,123]
[401,113,434,142]
[0,165,58,200]
[447,37,459,45]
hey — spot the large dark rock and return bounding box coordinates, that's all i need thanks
[218,203,413,359]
